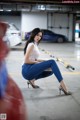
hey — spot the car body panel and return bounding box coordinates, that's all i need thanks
[5,23,22,47]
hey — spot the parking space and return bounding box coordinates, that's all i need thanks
[6,42,80,120]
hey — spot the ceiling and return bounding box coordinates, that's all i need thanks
[0,0,64,4]
[0,0,80,14]
[0,0,80,5]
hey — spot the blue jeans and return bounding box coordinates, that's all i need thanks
[22,59,63,82]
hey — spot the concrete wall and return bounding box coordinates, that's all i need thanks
[21,12,73,41]
[0,12,74,41]
[21,11,47,32]
[0,15,21,30]
[47,13,73,41]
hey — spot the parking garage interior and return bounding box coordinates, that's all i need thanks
[0,1,80,42]
[0,1,80,120]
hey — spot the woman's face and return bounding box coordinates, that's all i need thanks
[34,32,42,43]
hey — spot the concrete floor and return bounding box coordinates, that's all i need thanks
[6,42,80,120]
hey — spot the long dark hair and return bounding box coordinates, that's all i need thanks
[24,28,43,55]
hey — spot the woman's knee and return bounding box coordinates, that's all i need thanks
[48,59,56,64]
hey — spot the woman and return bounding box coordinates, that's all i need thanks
[22,28,71,95]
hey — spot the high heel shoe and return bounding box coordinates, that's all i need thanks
[59,85,72,95]
[27,81,40,89]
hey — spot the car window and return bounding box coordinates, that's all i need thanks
[48,30,54,34]
[8,24,19,31]
[42,29,54,35]
[42,30,48,35]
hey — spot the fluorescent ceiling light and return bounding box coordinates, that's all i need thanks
[0,9,3,11]
[6,10,12,12]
